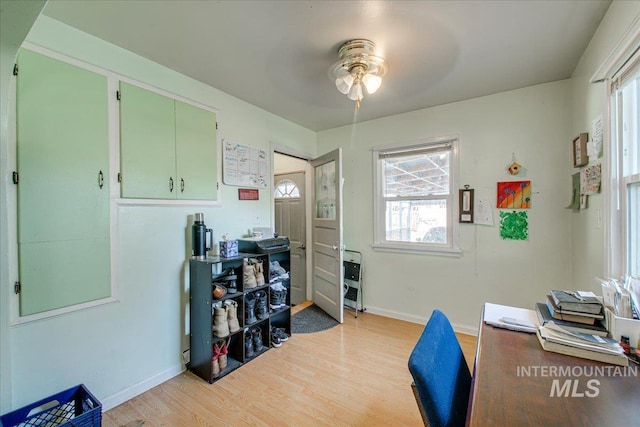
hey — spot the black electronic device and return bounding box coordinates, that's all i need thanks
[238,237,290,254]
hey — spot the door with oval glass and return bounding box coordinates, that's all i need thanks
[274,171,306,305]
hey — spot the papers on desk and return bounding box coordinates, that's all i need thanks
[484,302,539,333]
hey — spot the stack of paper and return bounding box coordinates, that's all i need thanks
[537,323,628,366]
[484,302,539,333]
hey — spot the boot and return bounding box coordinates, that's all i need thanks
[253,259,265,286]
[245,331,254,358]
[225,299,240,332]
[212,301,230,337]
[225,269,238,294]
[212,344,221,378]
[255,290,269,320]
[251,326,264,352]
[218,339,229,371]
[245,292,257,325]
[243,258,257,289]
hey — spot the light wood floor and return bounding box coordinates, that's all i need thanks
[103,303,477,427]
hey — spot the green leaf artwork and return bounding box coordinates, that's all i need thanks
[499,211,528,240]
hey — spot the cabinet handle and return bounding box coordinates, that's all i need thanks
[169,177,174,192]
[98,170,104,189]
[181,178,185,193]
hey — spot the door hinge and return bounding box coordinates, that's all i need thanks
[14,281,21,294]
[12,171,19,184]
[217,182,219,190]
[117,172,122,183]
[13,64,18,76]
[216,122,218,130]
[116,90,121,101]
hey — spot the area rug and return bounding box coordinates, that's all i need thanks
[292,304,339,334]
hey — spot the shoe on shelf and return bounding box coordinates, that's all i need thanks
[251,326,264,352]
[212,343,221,378]
[212,301,230,338]
[274,327,289,342]
[270,327,282,348]
[218,338,229,371]
[252,258,265,286]
[245,292,257,325]
[269,260,286,277]
[212,282,227,299]
[225,299,240,333]
[255,290,269,320]
[223,268,238,294]
[243,258,257,289]
[245,331,254,358]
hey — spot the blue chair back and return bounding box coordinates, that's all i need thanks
[408,309,472,427]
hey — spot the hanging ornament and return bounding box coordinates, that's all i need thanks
[508,153,522,175]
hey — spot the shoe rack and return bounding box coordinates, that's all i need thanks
[189,248,291,383]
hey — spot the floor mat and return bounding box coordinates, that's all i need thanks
[292,304,339,334]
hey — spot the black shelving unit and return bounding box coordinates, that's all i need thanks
[189,248,291,383]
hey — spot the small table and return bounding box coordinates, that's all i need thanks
[467,310,640,426]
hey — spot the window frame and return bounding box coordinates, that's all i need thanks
[605,46,640,278]
[372,136,461,256]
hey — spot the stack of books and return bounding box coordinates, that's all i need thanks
[536,322,628,366]
[535,290,608,337]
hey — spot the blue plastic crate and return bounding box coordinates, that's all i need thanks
[0,384,101,427]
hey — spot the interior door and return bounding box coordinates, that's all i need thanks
[311,149,343,323]
[274,172,306,305]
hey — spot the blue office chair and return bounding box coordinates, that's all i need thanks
[408,309,472,427]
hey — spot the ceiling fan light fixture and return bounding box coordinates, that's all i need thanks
[362,73,382,94]
[335,74,354,94]
[329,39,387,107]
[347,80,363,101]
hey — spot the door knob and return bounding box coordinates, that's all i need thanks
[298,244,306,250]
[331,244,338,251]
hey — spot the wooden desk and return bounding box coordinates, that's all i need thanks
[467,319,640,426]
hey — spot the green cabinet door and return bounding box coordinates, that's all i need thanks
[16,49,111,315]
[119,82,176,199]
[175,100,217,200]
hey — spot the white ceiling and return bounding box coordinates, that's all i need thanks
[42,0,611,132]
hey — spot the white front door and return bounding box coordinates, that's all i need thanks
[274,172,307,305]
[311,149,343,323]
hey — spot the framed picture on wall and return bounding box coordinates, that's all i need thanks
[459,186,474,223]
[573,133,588,168]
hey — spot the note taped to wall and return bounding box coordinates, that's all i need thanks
[223,139,269,188]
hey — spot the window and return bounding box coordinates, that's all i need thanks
[274,179,300,198]
[608,50,640,277]
[373,137,460,255]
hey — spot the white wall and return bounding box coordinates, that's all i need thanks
[1,15,316,411]
[570,1,640,291]
[0,0,47,413]
[318,80,573,331]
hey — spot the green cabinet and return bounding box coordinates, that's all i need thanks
[16,49,111,315]
[119,82,217,200]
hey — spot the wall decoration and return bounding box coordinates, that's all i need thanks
[499,211,528,240]
[238,188,259,200]
[582,163,601,195]
[223,139,269,188]
[459,185,474,223]
[572,133,589,168]
[497,181,531,209]
[566,173,581,210]
[474,196,494,226]
[508,162,522,175]
[588,115,603,159]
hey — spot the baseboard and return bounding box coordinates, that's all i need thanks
[100,363,185,411]
[363,305,478,336]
